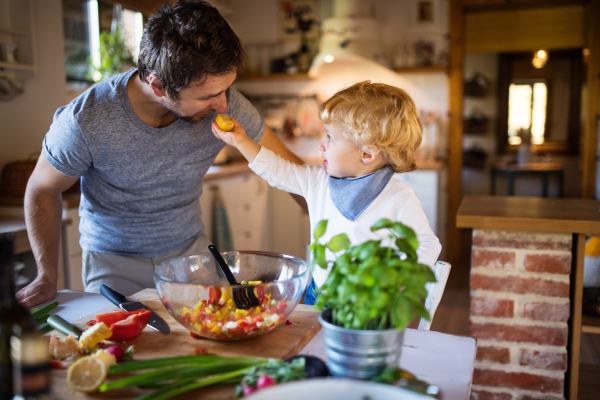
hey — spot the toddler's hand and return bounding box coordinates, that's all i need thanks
[211,117,248,148]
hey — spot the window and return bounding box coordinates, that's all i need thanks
[63,0,144,82]
[507,81,547,145]
[497,49,583,154]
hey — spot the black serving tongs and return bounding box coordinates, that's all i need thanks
[208,244,260,310]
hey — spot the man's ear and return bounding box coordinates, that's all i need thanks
[360,145,381,165]
[148,74,167,98]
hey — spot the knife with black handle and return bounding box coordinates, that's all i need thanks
[47,315,83,340]
[100,285,170,335]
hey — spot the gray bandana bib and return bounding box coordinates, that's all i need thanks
[328,167,395,221]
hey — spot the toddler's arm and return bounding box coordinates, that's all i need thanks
[211,117,260,163]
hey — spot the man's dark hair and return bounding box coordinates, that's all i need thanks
[138,0,244,98]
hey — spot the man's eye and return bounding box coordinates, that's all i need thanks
[327,135,332,141]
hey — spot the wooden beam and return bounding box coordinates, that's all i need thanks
[446,0,465,268]
[582,0,600,198]
[568,233,586,399]
[465,5,585,53]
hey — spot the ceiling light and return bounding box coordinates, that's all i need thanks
[532,49,548,69]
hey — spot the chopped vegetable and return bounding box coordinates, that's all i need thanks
[32,301,58,321]
[256,375,276,389]
[105,346,124,362]
[236,358,306,398]
[123,345,135,362]
[189,332,201,339]
[96,309,148,326]
[108,310,151,341]
[285,320,292,325]
[79,322,112,350]
[33,301,59,334]
[49,359,64,370]
[177,286,287,340]
[193,347,208,355]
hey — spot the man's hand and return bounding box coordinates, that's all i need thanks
[16,275,57,308]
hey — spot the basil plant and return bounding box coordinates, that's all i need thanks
[309,218,436,331]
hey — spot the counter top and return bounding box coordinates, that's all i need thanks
[457,195,600,235]
[41,290,476,400]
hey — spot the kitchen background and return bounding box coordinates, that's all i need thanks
[0,0,453,288]
[2,1,600,398]
[1,0,600,339]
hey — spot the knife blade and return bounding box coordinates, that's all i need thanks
[100,284,170,335]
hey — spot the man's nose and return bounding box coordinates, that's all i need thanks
[211,92,228,113]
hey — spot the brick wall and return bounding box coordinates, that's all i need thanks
[469,229,572,400]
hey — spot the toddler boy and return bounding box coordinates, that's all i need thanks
[212,81,441,304]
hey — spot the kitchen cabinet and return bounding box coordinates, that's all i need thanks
[200,172,270,251]
[63,207,84,291]
[0,0,36,72]
[200,171,310,260]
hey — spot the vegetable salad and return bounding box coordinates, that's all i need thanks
[177,285,288,340]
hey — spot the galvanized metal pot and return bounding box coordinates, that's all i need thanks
[318,309,405,379]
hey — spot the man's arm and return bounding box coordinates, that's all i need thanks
[16,156,79,308]
[257,126,308,212]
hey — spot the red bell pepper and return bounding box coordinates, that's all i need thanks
[103,309,152,342]
[96,310,148,326]
[208,287,221,305]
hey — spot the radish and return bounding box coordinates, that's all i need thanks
[242,385,256,396]
[256,375,276,389]
[105,345,124,362]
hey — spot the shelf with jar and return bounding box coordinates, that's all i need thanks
[0,0,36,73]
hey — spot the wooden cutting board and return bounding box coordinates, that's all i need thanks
[50,288,321,400]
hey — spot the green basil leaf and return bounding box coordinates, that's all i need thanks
[313,220,328,241]
[315,246,327,269]
[389,223,419,249]
[370,218,394,231]
[395,238,417,260]
[327,233,351,253]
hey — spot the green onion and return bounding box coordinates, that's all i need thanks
[35,313,50,325]
[36,323,53,335]
[108,355,261,375]
[135,365,258,400]
[31,302,58,319]
[102,360,261,391]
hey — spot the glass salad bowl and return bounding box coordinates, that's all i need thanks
[154,251,309,341]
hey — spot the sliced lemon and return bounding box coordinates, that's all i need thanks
[215,114,234,131]
[67,355,107,393]
[93,350,117,369]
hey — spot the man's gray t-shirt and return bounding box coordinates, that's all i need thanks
[43,69,265,257]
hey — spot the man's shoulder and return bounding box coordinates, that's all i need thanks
[67,71,130,123]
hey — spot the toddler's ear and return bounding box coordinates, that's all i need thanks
[360,145,381,165]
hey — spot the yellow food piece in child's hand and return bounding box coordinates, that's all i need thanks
[216,114,234,131]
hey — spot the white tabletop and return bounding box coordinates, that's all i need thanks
[39,291,476,400]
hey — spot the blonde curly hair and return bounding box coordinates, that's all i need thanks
[318,81,423,173]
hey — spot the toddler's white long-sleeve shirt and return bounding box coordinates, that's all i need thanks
[249,147,442,287]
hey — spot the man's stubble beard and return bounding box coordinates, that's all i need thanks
[161,99,215,124]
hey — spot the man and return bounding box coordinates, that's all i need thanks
[17,0,305,307]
